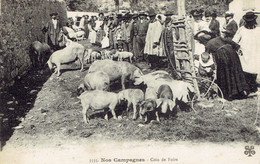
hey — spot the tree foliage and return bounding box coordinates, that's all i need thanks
[65,0,98,11]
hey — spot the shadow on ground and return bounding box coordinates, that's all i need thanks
[0,68,52,148]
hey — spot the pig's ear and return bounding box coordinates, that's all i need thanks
[168,100,176,111]
[156,99,163,108]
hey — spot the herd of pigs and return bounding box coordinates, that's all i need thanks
[31,40,195,124]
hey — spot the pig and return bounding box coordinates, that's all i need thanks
[134,70,172,86]
[117,89,144,120]
[139,87,159,123]
[139,99,158,123]
[47,41,85,76]
[88,59,143,90]
[79,90,119,124]
[77,71,110,95]
[134,70,194,103]
[91,51,101,62]
[30,41,52,68]
[114,51,134,63]
[156,84,176,120]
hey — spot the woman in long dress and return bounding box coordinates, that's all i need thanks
[233,12,260,93]
[88,17,97,44]
[195,30,249,100]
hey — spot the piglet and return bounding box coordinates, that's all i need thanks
[79,90,119,124]
[117,89,144,120]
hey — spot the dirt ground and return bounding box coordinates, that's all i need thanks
[1,40,260,163]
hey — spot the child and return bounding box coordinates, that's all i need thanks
[198,52,215,79]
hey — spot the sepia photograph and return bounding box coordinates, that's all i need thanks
[0,0,260,163]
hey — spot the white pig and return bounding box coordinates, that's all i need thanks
[79,90,119,124]
[47,42,85,76]
[117,89,144,120]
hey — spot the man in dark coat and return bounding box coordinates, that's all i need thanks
[136,12,149,61]
[223,12,238,39]
[42,12,62,50]
[132,13,139,60]
[205,10,220,38]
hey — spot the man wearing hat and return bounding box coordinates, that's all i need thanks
[205,10,220,38]
[121,13,133,51]
[223,12,238,39]
[42,12,62,50]
[135,11,149,61]
[132,12,140,58]
[233,11,260,94]
[144,8,163,68]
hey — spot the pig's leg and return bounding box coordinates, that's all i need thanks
[79,56,84,72]
[126,101,131,113]
[82,105,90,124]
[121,75,126,90]
[110,107,117,120]
[56,62,61,76]
[155,111,160,122]
[104,108,109,121]
[109,102,117,120]
[132,102,137,120]
[144,115,148,123]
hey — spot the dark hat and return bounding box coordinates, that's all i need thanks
[194,30,213,43]
[192,10,203,17]
[243,11,258,22]
[148,8,156,17]
[204,10,212,17]
[164,10,174,16]
[125,13,132,19]
[117,14,123,19]
[225,12,234,18]
[139,11,148,16]
[50,12,58,16]
[133,13,138,18]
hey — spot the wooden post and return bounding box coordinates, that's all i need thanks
[177,0,186,18]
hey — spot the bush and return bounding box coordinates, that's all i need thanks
[0,0,68,90]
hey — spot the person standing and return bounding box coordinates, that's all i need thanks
[144,9,163,69]
[42,12,62,51]
[131,13,139,59]
[233,12,260,94]
[88,16,98,44]
[121,14,133,52]
[136,12,149,61]
[223,12,238,39]
[205,10,220,38]
[83,15,90,39]
[96,13,105,46]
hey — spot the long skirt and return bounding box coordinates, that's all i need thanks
[215,44,249,100]
[89,30,96,44]
[132,36,139,59]
[84,25,89,39]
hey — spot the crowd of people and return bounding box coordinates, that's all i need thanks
[43,9,260,101]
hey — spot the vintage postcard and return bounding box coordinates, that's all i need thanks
[0,0,260,163]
